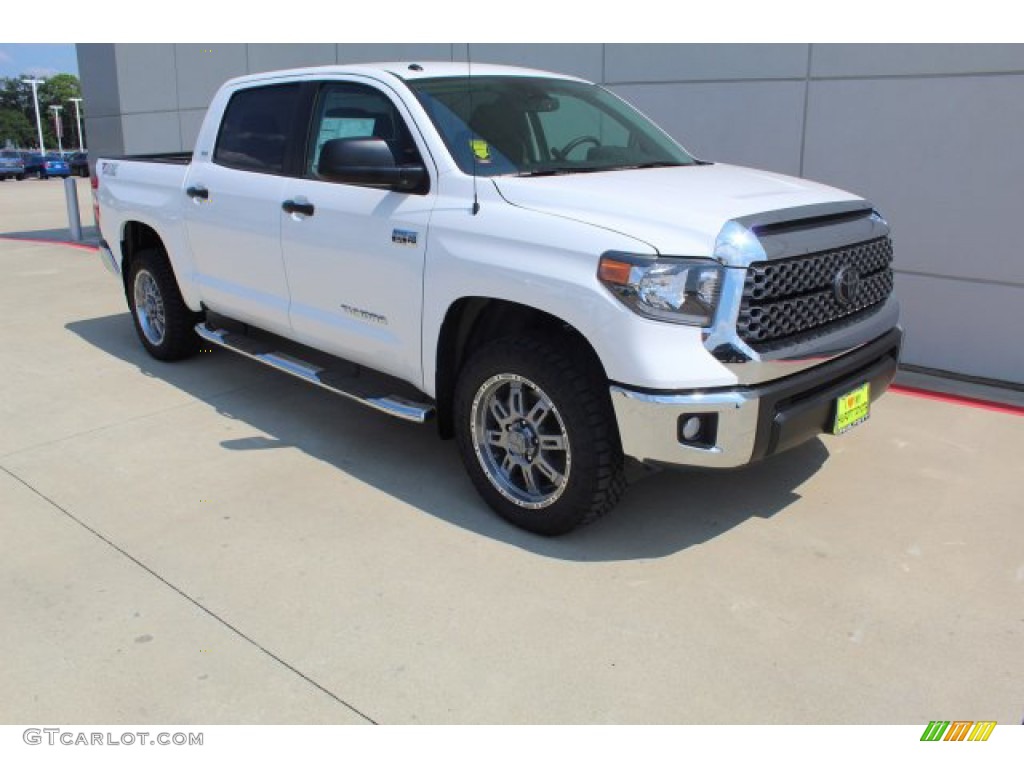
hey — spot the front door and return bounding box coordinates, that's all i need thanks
[280,79,435,386]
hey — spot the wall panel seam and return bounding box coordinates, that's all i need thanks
[894,269,1024,289]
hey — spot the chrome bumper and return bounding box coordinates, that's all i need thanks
[611,327,903,469]
[611,387,760,468]
[98,239,120,276]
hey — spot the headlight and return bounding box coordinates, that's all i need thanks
[598,252,723,326]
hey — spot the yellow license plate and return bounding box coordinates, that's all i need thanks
[833,382,871,435]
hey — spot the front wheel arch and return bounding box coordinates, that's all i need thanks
[434,297,610,441]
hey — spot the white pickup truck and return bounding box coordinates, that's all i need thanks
[95,62,901,535]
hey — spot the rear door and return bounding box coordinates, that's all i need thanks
[183,82,304,335]
[279,78,436,385]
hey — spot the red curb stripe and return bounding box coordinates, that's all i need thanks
[0,235,98,252]
[890,384,1024,417]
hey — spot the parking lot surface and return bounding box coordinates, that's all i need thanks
[1,179,1021,724]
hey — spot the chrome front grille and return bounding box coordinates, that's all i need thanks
[737,237,894,348]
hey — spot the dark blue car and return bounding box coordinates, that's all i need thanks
[68,151,90,177]
[23,154,71,179]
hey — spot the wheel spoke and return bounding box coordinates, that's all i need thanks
[526,398,551,427]
[489,398,510,424]
[486,429,505,447]
[522,464,541,495]
[508,380,525,418]
[500,453,516,476]
[534,457,564,487]
[538,433,566,452]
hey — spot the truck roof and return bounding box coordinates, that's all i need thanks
[223,61,589,89]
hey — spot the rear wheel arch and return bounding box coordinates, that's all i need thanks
[120,221,172,300]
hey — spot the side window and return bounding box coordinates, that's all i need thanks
[307,82,422,178]
[214,84,301,174]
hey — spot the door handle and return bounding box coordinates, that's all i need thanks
[186,185,209,200]
[282,200,315,217]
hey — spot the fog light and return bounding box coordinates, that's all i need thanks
[681,416,702,441]
[677,413,718,448]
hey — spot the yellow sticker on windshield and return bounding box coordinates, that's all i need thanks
[470,139,491,161]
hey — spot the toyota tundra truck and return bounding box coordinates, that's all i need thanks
[94,62,902,535]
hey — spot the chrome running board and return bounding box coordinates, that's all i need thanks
[195,322,435,423]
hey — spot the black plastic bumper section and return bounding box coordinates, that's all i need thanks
[747,327,903,461]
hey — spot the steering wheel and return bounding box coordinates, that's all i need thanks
[554,135,601,160]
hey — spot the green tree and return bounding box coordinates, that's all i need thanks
[0,108,35,148]
[0,73,83,150]
[0,77,32,113]
[39,74,82,151]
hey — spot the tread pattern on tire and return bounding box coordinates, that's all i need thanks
[455,334,626,535]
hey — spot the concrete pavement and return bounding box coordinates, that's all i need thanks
[0,177,1021,724]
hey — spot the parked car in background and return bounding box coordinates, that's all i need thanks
[68,151,90,177]
[21,154,44,177]
[23,154,71,179]
[0,151,26,180]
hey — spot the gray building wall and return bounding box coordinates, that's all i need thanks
[77,43,1024,385]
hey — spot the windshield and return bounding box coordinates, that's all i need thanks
[409,76,697,176]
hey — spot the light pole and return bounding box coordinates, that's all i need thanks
[69,97,84,152]
[22,78,46,153]
[49,105,64,154]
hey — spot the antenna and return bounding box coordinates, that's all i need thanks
[467,44,480,215]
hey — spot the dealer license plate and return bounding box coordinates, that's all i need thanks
[833,382,871,435]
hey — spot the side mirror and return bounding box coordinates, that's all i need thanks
[317,137,427,193]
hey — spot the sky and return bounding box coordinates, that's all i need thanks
[0,44,78,79]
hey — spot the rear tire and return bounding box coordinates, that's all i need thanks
[454,335,626,536]
[127,247,201,361]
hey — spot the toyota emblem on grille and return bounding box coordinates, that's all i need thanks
[834,265,861,305]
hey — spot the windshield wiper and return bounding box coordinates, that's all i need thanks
[513,161,704,177]
[624,161,689,170]
[514,166,609,177]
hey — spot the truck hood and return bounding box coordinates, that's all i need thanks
[491,163,864,262]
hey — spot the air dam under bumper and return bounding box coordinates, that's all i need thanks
[611,328,902,468]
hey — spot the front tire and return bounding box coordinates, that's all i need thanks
[128,247,200,361]
[454,335,626,535]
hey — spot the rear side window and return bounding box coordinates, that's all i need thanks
[214,84,301,174]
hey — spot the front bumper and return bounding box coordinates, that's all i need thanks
[611,327,902,468]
